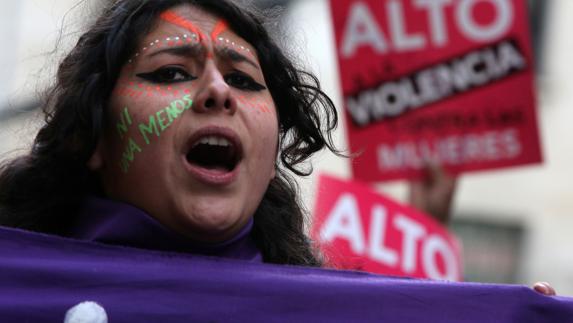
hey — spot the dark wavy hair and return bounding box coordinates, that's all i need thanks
[0,0,340,266]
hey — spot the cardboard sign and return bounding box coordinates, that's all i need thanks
[330,0,542,181]
[311,174,462,281]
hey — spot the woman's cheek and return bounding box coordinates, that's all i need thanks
[256,105,280,161]
[114,78,194,101]
[107,92,194,174]
[236,94,276,117]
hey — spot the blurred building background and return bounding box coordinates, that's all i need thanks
[1,0,572,294]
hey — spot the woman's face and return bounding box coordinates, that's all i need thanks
[89,4,278,242]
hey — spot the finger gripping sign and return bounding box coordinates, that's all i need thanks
[311,174,462,280]
[330,0,542,181]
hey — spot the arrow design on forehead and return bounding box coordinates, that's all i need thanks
[160,10,207,41]
[157,11,255,61]
[210,20,229,41]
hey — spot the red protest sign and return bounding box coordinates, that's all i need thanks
[311,174,462,281]
[330,0,542,181]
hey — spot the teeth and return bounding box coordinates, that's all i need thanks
[218,138,230,146]
[208,137,218,145]
[194,136,232,147]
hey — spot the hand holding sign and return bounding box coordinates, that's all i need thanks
[409,162,457,225]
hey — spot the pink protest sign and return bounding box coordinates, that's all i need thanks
[330,0,542,181]
[311,174,462,280]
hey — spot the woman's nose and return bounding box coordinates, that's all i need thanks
[192,63,237,115]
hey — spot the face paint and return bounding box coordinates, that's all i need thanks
[119,137,143,173]
[128,34,201,64]
[116,107,133,139]
[213,37,256,62]
[157,11,256,62]
[210,20,228,41]
[117,94,193,173]
[160,10,207,41]
[115,78,192,99]
[137,94,193,145]
[236,95,272,114]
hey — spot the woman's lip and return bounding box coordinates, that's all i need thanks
[183,159,241,186]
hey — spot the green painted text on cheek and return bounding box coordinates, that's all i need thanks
[118,94,193,173]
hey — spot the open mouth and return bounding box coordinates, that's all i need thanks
[186,135,241,172]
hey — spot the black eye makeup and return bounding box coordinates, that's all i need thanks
[224,70,266,92]
[136,66,197,84]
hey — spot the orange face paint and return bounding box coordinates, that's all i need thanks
[124,5,261,68]
[160,11,206,41]
[210,20,229,41]
[236,95,271,114]
[116,81,191,100]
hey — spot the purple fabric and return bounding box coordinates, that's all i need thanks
[0,197,572,322]
[1,226,573,322]
[69,197,262,261]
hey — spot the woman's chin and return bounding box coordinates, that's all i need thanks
[172,207,248,242]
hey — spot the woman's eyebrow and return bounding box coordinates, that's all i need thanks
[147,43,205,58]
[216,46,259,70]
[143,42,259,69]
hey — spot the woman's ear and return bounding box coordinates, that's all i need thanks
[87,140,105,171]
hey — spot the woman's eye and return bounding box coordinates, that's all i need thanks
[136,67,196,84]
[225,72,266,91]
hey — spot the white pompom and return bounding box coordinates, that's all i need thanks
[64,301,108,323]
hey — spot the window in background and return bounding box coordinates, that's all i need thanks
[451,217,525,284]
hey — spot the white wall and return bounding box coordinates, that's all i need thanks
[0,0,98,156]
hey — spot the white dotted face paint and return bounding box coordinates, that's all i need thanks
[127,33,202,64]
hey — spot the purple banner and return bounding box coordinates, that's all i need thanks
[1,226,572,322]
